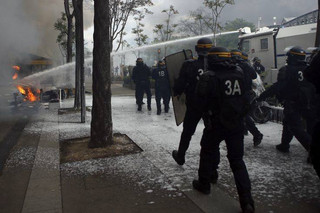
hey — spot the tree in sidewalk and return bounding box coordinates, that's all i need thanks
[64,0,75,63]
[72,0,85,121]
[203,0,235,45]
[89,0,112,148]
[153,5,179,42]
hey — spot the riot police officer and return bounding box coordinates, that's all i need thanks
[257,46,317,154]
[172,37,213,165]
[231,50,263,146]
[252,57,265,75]
[193,47,254,213]
[304,49,320,178]
[152,60,171,115]
[132,58,152,111]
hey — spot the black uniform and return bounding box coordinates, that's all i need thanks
[172,56,206,162]
[258,61,317,152]
[195,61,254,211]
[253,61,265,75]
[152,64,171,114]
[132,62,152,110]
[304,50,320,178]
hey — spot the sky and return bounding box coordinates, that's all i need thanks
[84,0,317,50]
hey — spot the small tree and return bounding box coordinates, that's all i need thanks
[203,0,235,45]
[132,13,149,47]
[178,8,213,36]
[132,13,149,57]
[153,5,179,42]
[217,18,255,49]
[110,0,153,51]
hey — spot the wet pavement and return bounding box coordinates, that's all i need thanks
[0,84,319,213]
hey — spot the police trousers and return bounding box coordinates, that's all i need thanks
[281,103,316,151]
[198,121,253,203]
[136,81,151,106]
[155,86,171,111]
[177,105,202,156]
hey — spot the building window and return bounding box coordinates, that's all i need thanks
[242,40,250,53]
[260,38,268,50]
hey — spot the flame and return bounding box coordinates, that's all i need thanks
[17,85,26,95]
[27,88,37,102]
[12,73,18,80]
[12,65,21,71]
[16,85,40,102]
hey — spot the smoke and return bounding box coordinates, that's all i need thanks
[0,0,93,78]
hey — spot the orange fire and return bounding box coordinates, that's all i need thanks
[12,73,18,80]
[12,65,21,71]
[12,65,20,80]
[26,88,38,102]
[16,85,40,102]
[17,85,26,95]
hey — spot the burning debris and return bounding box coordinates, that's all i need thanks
[12,65,20,80]
[15,85,40,102]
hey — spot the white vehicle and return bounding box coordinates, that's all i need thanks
[238,10,318,85]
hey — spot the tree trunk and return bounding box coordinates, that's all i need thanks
[73,0,85,111]
[89,0,113,148]
[64,0,73,63]
[315,1,320,47]
[66,16,73,63]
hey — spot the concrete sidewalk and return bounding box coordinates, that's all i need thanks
[2,84,319,213]
[17,87,241,213]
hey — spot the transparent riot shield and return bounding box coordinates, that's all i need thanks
[165,49,193,126]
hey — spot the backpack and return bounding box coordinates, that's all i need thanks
[197,67,250,129]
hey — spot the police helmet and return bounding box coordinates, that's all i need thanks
[230,49,242,61]
[195,37,213,56]
[286,46,306,64]
[158,60,165,66]
[252,57,261,63]
[240,52,249,61]
[207,46,231,63]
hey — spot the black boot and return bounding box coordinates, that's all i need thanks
[172,150,185,165]
[276,144,289,153]
[253,133,263,147]
[242,203,255,213]
[138,105,142,111]
[192,180,210,194]
[210,169,218,184]
[240,197,255,213]
[157,109,161,115]
[164,105,169,113]
[148,105,151,111]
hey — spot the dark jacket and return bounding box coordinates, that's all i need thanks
[152,66,170,89]
[259,62,316,108]
[132,63,151,84]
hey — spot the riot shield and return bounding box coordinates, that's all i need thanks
[165,49,193,126]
